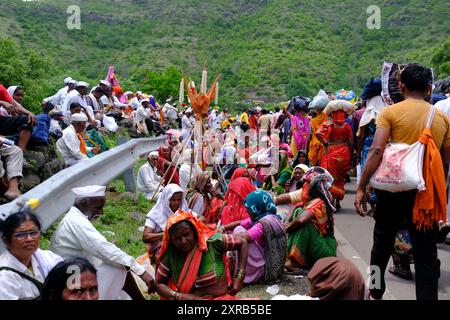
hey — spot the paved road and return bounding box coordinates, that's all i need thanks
[334,178,450,300]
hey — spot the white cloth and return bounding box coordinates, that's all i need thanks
[44,86,70,108]
[56,125,89,166]
[163,103,178,120]
[357,95,386,135]
[62,89,87,115]
[435,98,450,119]
[51,206,145,274]
[145,184,189,231]
[136,106,150,124]
[87,93,102,111]
[51,206,146,299]
[72,185,106,198]
[181,115,194,140]
[0,249,62,300]
[0,145,23,180]
[137,163,163,200]
[129,97,141,110]
[179,163,202,191]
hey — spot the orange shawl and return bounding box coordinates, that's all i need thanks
[77,133,87,155]
[413,128,447,231]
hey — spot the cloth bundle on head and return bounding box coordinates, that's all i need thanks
[288,96,310,114]
[323,100,355,116]
[360,78,382,101]
[72,185,106,198]
[307,257,365,300]
[302,166,334,188]
[335,89,356,103]
[71,113,88,122]
[382,61,406,106]
[309,90,329,110]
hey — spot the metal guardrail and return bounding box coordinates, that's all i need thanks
[0,136,166,232]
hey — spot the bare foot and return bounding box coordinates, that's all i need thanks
[4,190,21,200]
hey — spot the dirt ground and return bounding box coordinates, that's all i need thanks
[237,273,311,299]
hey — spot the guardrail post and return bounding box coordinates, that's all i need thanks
[117,137,137,199]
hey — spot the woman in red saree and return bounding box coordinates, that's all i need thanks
[316,110,353,209]
[155,210,248,300]
[220,177,256,226]
[157,145,180,186]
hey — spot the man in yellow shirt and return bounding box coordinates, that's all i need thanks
[240,108,250,131]
[355,63,450,300]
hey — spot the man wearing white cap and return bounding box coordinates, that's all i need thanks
[137,151,164,200]
[56,112,91,166]
[43,77,76,110]
[51,185,156,300]
[181,107,195,141]
[61,81,89,116]
[163,98,178,128]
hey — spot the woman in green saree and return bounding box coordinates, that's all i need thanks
[263,150,292,195]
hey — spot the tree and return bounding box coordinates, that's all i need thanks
[432,37,450,78]
[141,67,182,103]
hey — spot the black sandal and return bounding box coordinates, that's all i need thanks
[437,225,450,244]
[389,266,413,280]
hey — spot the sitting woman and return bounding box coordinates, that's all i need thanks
[307,257,365,300]
[155,210,248,300]
[220,177,256,226]
[219,190,286,284]
[186,172,225,228]
[42,257,99,300]
[157,145,180,186]
[0,211,63,299]
[285,164,309,193]
[143,184,190,261]
[284,168,337,273]
[230,167,252,182]
[263,150,292,195]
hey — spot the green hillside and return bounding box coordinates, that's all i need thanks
[0,0,449,112]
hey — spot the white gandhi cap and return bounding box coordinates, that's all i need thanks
[72,185,106,198]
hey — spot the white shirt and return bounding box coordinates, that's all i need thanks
[87,94,102,111]
[136,163,162,197]
[62,90,87,115]
[56,125,89,166]
[136,106,150,123]
[222,145,237,164]
[44,86,70,107]
[0,249,62,300]
[435,98,450,119]
[51,206,145,275]
[181,115,194,133]
[129,97,141,110]
[163,103,178,120]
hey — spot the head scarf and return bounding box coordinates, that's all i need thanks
[244,190,277,222]
[279,143,293,158]
[308,257,365,300]
[220,177,256,225]
[158,209,215,264]
[230,167,250,181]
[146,184,189,231]
[181,148,193,165]
[292,164,309,178]
[6,86,18,101]
[192,172,210,193]
[357,95,386,136]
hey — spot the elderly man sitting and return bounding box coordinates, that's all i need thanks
[0,137,23,200]
[51,185,156,300]
[137,151,163,200]
[56,112,99,167]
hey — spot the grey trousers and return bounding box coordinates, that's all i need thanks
[0,145,23,181]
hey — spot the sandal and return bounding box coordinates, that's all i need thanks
[388,266,413,280]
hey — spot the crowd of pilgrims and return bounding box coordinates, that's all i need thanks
[1,62,450,300]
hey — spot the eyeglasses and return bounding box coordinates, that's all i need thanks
[12,231,41,241]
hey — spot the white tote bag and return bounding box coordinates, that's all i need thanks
[369,105,436,193]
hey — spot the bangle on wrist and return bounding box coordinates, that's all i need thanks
[235,269,245,280]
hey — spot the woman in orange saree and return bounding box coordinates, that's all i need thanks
[316,110,353,209]
[155,210,248,300]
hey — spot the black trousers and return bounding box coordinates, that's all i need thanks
[370,190,440,300]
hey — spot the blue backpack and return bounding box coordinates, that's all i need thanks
[31,114,51,145]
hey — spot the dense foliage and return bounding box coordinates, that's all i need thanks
[0,0,448,113]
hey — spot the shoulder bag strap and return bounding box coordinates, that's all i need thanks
[0,266,44,292]
[425,104,437,129]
